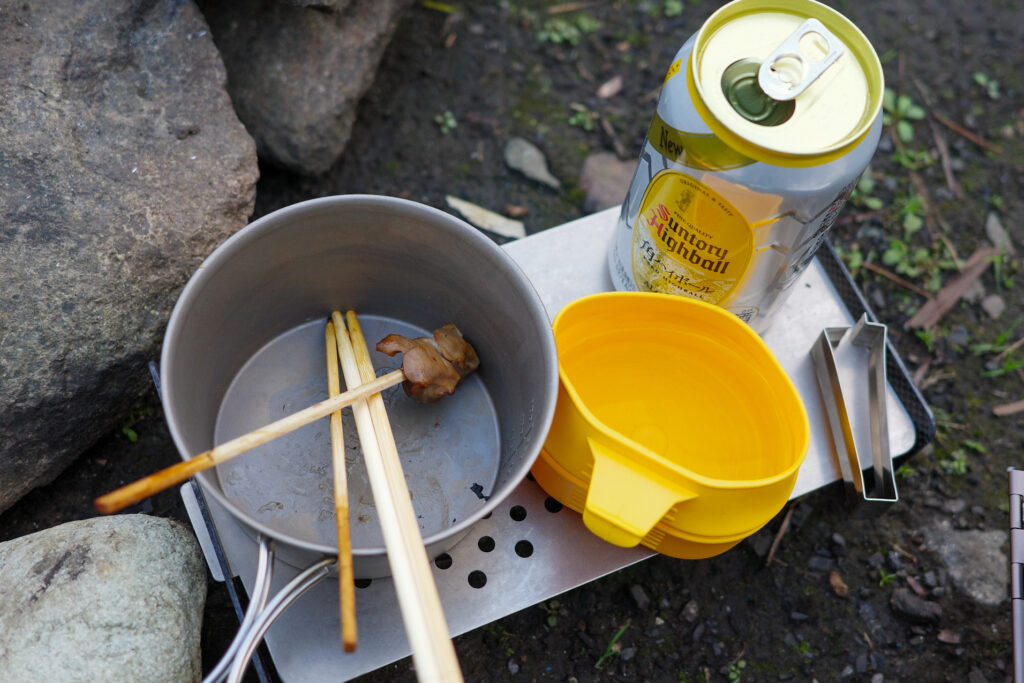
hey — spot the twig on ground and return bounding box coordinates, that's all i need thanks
[912,359,930,388]
[933,111,1003,154]
[937,232,965,270]
[862,262,933,299]
[992,336,1024,364]
[548,2,597,14]
[919,370,956,391]
[765,505,795,567]
[905,247,1000,329]
[929,119,963,199]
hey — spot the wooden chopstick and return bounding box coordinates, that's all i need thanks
[331,310,464,683]
[94,367,406,514]
[325,320,358,653]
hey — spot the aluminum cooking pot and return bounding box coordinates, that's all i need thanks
[160,195,559,578]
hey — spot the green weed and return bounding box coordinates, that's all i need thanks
[121,405,154,442]
[896,463,917,479]
[595,622,630,669]
[883,88,927,143]
[973,71,1001,100]
[568,103,598,131]
[878,568,897,587]
[537,14,600,46]
[433,110,457,135]
[940,449,969,476]
[728,659,747,682]
[850,170,884,210]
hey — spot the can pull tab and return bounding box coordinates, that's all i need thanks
[757,18,845,101]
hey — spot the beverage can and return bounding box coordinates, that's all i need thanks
[608,0,884,332]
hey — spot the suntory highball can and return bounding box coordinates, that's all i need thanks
[608,0,884,332]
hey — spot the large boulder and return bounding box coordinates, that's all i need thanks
[0,0,259,514]
[198,0,415,175]
[0,515,207,682]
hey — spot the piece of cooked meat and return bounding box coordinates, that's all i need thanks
[432,324,480,378]
[376,325,480,403]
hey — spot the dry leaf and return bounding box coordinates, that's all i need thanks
[445,196,526,239]
[829,571,849,597]
[597,75,623,99]
[994,399,1024,417]
[503,204,529,218]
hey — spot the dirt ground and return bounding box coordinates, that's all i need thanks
[2,1,1023,681]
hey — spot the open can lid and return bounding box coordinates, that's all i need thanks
[688,0,884,167]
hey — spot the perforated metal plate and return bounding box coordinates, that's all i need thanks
[183,206,927,682]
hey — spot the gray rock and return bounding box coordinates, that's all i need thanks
[199,0,415,175]
[0,515,206,682]
[505,138,562,190]
[985,212,1015,254]
[922,521,1007,606]
[981,294,1006,319]
[889,587,942,624]
[629,584,651,610]
[579,152,634,212]
[746,527,773,558]
[0,0,258,514]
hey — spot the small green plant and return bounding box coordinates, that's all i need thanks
[896,463,917,479]
[894,193,926,236]
[121,404,154,442]
[982,356,1024,378]
[971,317,1022,355]
[836,243,865,273]
[664,0,684,17]
[941,449,969,476]
[883,88,927,143]
[878,567,897,587]
[568,103,599,131]
[537,13,600,46]
[850,171,884,210]
[595,622,630,669]
[881,237,954,293]
[914,328,938,353]
[728,659,747,682]
[433,110,457,135]
[973,71,1001,100]
[892,147,934,170]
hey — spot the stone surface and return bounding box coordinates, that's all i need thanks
[985,211,1015,254]
[579,152,634,213]
[0,515,207,682]
[199,0,415,175]
[889,587,942,624]
[981,294,1006,319]
[922,521,1008,606]
[0,1,258,514]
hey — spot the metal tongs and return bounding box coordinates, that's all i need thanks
[810,314,899,513]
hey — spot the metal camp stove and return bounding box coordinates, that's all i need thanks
[181,206,933,682]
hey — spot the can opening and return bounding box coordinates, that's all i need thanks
[721,58,795,126]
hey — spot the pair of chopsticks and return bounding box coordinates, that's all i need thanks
[329,311,463,681]
[94,311,463,678]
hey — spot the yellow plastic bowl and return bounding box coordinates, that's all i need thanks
[534,292,809,558]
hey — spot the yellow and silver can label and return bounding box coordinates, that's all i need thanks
[609,0,884,332]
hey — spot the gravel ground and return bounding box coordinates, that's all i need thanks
[2,1,1022,681]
